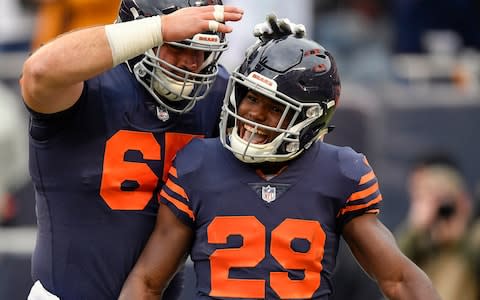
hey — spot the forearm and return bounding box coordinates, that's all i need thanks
[25,26,113,89]
[21,17,162,113]
[344,215,440,300]
[119,204,194,299]
[119,272,164,300]
[379,261,440,300]
[21,26,113,113]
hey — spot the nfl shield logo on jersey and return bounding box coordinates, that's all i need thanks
[262,185,276,203]
[156,106,170,122]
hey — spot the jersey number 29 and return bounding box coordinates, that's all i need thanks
[208,216,326,299]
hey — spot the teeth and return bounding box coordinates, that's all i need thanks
[242,124,269,144]
[244,124,267,136]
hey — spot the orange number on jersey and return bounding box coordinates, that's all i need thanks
[270,219,325,299]
[162,132,203,183]
[100,130,160,210]
[208,216,266,298]
[207,216,326,299]
[100,131,201,210]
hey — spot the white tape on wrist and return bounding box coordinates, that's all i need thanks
[105,16,163,66]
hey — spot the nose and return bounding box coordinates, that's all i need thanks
[247,103,268,123]
[177,49,202,72]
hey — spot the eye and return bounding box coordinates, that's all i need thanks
[271,104,284,114]
[246,94,258,103]
[166,44,183,52]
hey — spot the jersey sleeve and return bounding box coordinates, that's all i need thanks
[336,148,383,227]
[159,139,206,229]
[160,162,196,228]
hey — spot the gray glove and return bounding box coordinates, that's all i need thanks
[253,13,306,41]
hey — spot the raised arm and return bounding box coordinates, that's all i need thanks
[343,214,440,300]
[118,203,193,299]
[20,5,243,114]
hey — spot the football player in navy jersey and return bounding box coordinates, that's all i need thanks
[20,0,245,299]
[119,35,441,299]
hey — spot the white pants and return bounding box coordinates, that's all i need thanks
[27,281,60,300]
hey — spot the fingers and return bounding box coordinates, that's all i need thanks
[162,5,242,41]
[253,22,271,37]
[266,13,280,34]
[206,5,243,33]
[213,5,224,22]
[208,20,219,32]
[206,5,243,32]
[277,18,293,35]
[211,5,243,22]
[294,24,306,38]
[252,13,307,40]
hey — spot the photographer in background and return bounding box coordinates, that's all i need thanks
[396,153,479,300]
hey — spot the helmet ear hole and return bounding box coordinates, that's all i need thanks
[300,122,323,147]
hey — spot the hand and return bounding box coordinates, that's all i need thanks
[253,13,306,41]
[431,192,472,244]
[161,5,244,42]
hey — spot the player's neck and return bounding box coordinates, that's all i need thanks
[253,162,289,181]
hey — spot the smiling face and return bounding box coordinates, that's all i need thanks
[237,91,294,144]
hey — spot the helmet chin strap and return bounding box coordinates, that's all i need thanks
[152,68,194,101]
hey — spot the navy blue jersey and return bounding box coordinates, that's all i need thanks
[161,138,382,299]
[27,63,229,299]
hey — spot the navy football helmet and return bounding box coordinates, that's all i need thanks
[118,0,228,114]
[220,35,341,163]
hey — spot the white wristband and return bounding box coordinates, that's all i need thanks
[105,16,163,66]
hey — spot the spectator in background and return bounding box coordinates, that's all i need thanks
[314,0,393,83]
[0,0,34,52]
[396,153,479,300]
[0,83,31,227]
[392,0,480,54]
[30,0,120,50]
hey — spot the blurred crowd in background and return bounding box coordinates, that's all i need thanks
[1,0,480,299]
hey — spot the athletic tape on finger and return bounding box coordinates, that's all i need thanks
[213,5,224,22]
[208,20,219,32]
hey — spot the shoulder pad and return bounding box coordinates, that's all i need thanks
[338,146,371,183]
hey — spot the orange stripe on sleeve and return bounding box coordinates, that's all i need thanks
[359,170,375,185]
[169,166,178,178]
[347,182,379,201]
[338,194,382,217]
[160,190,195,221]
[165,179,189,200]
[363,157,370,167]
